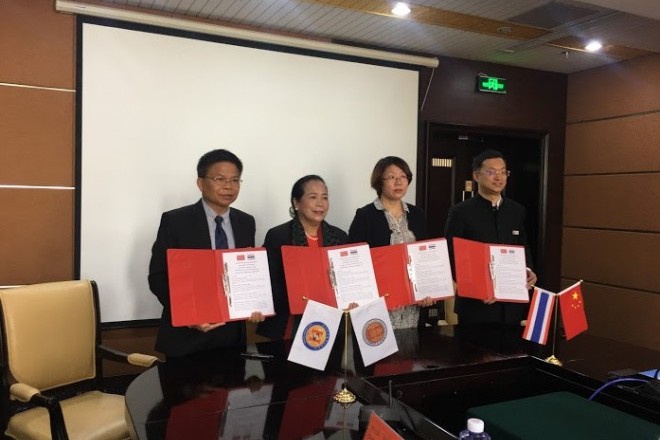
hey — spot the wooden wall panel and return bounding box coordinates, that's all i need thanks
[0,86,75,185]
[0,189,74,285]
[566,54,660,123]
[422,56,567,131]
[563,174,660,232]
[564,54,659,349]
[0,0,75,89]
[565,113,660,175]
[562,279,660,350]
[561,228,660,293]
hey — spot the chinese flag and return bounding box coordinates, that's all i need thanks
[559,282,588,340]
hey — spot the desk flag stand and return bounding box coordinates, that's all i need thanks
[333,310,357,408]
[545,294,563,366]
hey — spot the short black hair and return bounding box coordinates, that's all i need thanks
[472,149,506,171]
[197,149,243,177]
[370,156,413,197]
[289,175,326,217]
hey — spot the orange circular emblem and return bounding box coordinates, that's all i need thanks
[302,323,329,350]
[363,319,386,346]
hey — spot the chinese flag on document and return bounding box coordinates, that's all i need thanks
[559,281,588,340]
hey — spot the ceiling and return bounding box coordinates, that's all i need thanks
[78,0,660,73]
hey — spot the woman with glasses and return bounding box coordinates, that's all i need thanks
[348,156,435,330]
[257,175,348,340]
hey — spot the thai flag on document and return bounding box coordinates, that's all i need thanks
[522,288,555,345]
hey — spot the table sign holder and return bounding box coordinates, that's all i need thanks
[544,289,563,366]
[333,310,357,408]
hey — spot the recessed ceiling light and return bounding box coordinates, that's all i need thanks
[585,40,602,52]
[392,2,411,16]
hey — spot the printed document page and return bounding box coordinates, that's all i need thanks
[326,244,380,309]
[406,240,454,301]
[489,246,528,301]
[223,250,275,319]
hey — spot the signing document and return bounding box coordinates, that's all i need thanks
[489,245,528,301]
[223,250,275,319]
[326,244,380,309]
[407,239,454,301]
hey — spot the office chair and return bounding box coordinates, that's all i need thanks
[0,280,159,440]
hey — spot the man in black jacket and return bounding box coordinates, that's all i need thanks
[445,149,537,327]
[148,149,262,357]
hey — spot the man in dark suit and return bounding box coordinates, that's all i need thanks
[445,149,537,327]
[149,149,262,357]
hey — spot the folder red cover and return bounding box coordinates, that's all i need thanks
[371,239,454,311]
[166,247,271,326]
[363,412,403,440]
[278,378,336,439]
[370,244,412,311]
[165,388,228,440]
[453,237,528,303]
[281,243,364,314]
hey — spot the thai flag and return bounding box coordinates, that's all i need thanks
[522,288,555,345]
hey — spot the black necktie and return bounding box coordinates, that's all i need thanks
[215,216,228,249]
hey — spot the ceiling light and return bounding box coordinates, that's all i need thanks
[585,40,602,52]
[392,2,411,16]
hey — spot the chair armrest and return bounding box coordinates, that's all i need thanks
[127,352,161,367]
[10,383,69,440]
[98,345,161,367]
[10,382,42,403]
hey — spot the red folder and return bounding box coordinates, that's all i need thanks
[371,239,454,310]
[278,378,336,439]
[165,388,228,440]
[370,244,412,310]
[281,243,368,314]
[363,412,402,440]
[453,237,528,303]
[166,247,271,326]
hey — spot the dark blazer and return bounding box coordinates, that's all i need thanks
[444,193,531,325]
[348,202,429,247]
[148,199,256,357]
[256,220,348,340]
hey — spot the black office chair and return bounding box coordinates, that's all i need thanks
[0,280,159,440]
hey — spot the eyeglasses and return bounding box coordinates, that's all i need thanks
[382,174,409,183]
[478,169,511,177]
[204,176,243,186]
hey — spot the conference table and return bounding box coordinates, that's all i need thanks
[125,326,660,439]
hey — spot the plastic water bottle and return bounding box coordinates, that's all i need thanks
[458,418,492,439]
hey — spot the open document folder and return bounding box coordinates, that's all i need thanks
[281,243,380,314]
[371,238,455,310]
[453,237,529,302]
[167,248,275,326]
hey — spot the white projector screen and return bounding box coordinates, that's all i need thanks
[79,21,419,323]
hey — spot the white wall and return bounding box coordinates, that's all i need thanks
[80,22,419,322]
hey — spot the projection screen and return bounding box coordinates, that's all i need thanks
[79,20,420,323]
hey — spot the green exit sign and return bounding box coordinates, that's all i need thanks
[477,75,507,94]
